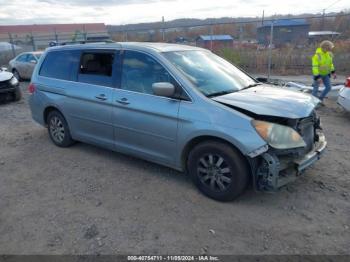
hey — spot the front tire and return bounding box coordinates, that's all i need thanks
[187,141,249,201]
[47,111,74,147]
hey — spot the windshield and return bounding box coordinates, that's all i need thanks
[35,53,42,59]
[163,50,257,97]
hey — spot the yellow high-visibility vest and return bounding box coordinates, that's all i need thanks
[312,47,335,76]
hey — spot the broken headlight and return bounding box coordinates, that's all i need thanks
[252,120,306,149]
[10,76,19,86]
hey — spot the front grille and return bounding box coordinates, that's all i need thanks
[0,80,10,89]
[297,113,316,153]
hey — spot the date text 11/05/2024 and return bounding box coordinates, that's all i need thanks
[127,255,219,261]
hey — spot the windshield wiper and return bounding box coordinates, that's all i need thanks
[207,90,235,98]
[241,82,262,90]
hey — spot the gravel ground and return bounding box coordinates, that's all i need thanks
[0,82,349,255]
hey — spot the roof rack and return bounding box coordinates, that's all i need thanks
[49,40,115,47]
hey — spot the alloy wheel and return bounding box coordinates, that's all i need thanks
[49,116,65,143]
[197,154,233,192]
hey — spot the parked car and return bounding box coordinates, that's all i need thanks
[0,67,21,102]
[338,77,350,112]
[28,43,326,201]
[9,51,43,81]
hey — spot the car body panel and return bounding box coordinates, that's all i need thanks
[212,85,319,119]
[338,86,350,112]
[112,89,181,166]
[0,71,13,82]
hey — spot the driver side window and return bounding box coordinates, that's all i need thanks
[121,51,175,95]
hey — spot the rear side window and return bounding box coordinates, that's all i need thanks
[16,54,28,62]
[78,52,115,87]
[39,50,80,81]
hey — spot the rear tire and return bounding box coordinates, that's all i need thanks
[187,141,249,201]
[47,111,75,147]
[13,85,22,101]
[12,69,22,81]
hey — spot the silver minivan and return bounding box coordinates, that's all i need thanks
[28,43,326,201]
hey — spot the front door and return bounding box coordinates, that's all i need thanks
[14,54,28,78]
[112,50,180,165]
[25,54,37,79]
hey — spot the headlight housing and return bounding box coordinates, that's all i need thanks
[252,120,306,149]
[10,76,19,86]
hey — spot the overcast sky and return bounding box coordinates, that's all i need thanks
[0,0,349,25]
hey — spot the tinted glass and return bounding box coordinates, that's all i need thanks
[121,51,174,95]
[39,50,80,81]
[16,54,28,62]
[80,53,114,76]
[27,54,36,62]
[78,52,115,87]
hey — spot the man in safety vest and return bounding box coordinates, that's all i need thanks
[312,40,336,102]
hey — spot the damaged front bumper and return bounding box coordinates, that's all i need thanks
[254,132,327,191]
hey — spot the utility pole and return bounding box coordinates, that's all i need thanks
[210,24,214,51]
[267,20,274,81]
[30,32,36,51]
[54,28,58,44]
[321,9,325,30]
[8,32,16,58]
[321,0,342,30]
[83,24,87,41]
[162,16,165,42]
[124,31,128,42]
[262,10,265,25]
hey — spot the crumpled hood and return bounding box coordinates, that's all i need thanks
[212,85,319,119]
[0,71,14,82]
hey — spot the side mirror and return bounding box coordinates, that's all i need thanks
[152,82,175,97]
[29,60,37,64]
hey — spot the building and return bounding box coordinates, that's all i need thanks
[257,19,310,46]
[308,31,341,43]
[0,23,109,49]
[196,35,234,50]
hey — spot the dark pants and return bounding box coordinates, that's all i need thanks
[312,75,331,101]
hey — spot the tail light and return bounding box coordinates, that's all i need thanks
[28,83,36,94]
[345,77,350,88]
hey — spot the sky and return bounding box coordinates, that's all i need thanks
[0,0,349,25]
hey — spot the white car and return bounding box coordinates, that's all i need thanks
[0,67,21,102]
[338,77,350,112]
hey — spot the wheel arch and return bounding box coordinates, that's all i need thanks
[43,106,64,125]
[181,135,250,173]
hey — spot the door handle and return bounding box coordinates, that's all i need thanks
[116,98,130,105]
[95,94,107,101]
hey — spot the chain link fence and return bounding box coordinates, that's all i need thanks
[0,31,110,66]
[108,13,350,77]
[1,13,349,77]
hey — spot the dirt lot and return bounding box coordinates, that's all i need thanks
[0,82,349,255]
